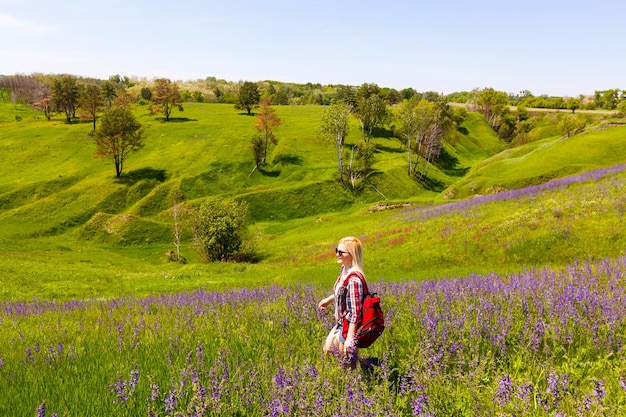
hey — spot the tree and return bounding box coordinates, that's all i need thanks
[617,100,626,117]
[93,108,145,177]
[416,98,454,180]
[151,78,183,121]
[79,84,102,131]
[169,193,188,265]
[347,141,376,189]
[140,87,152,101]
[235,81,260,115]
[334,85,357,110]
[414,99,437,164]
[558,115,587,138]
[476,88,510,132]
[400,87,417,101]
[113,90,135,109]
[33,96,53,120]
[101,80,117,108]
[395,97,421,175]
[354,83,390,141]
[191,198,251,262]
[51,75,80,123]
[31,80,52,118]
[318,102,351,183]
[250,134,265,173]
[253,97,282,166]
[380,87,401,105]
[564,97,581,114]
[273,84,292,105]
[396,96,455,180]
[594,89,620,110]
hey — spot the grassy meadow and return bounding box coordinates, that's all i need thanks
[1,99,626,416]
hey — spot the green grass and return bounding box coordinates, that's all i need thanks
[2,98,626,416]
[1,100,626,302]
[449,124,626,198]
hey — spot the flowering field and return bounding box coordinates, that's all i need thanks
[2,254,626,416]
[3,164,626,416]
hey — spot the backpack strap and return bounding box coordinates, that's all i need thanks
[343,270,369,294]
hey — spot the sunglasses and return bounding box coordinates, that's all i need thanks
[335,248,350,256]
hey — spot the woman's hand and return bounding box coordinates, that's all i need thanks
[318,295,333,310]
[343,336,356,355]
[343,322,358,355]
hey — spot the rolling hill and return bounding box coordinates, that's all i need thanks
[1,100,625,300]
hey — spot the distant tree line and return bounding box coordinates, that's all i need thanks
[2,73,624,118]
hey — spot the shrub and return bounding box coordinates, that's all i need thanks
[191,197,252,262]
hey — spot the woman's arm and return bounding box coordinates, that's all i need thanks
[343,322,358,354]
[318,294,334,310]
[343,275,364,353]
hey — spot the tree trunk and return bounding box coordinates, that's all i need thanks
[407,135,412,175]
[263,133,269,164]
[335,133,344,183]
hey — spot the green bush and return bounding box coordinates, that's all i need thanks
[191,197,253,262]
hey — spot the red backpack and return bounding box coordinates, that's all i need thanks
[341,272,385,348]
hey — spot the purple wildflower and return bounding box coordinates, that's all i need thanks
[530,319,545,351]
[149,381,160,402]
[197,344,205,365]
[110,367,139,404]
[36,401,46,417]
[164,390,177,413]
[411,391,429,416]
[495,374,512,406]
[547,371,559,398]
[24,347,34,363]
[111,378,128,404]
[593,379,606,402]
[346,386,354,403]
[130,367,139,390]
[516,382,534,403]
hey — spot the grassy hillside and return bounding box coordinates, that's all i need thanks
[450,123,626,199]
[1,100,625,301]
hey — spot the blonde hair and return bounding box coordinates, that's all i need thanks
[338,236,364,273]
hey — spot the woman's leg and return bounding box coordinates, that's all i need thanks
[323,325,344,356]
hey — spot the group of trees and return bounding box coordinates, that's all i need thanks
[0,74,147,178]
[467,88,600,144]
[395,95,465,178]
[448,88,626,113]
[315,84,466,187]
[3,73,625,124]
[318,84,392,185]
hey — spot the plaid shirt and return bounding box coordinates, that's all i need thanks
[333,269,365,325]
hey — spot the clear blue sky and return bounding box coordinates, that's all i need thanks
[2,0,624,97]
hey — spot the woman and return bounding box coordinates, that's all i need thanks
[318,236,366,365]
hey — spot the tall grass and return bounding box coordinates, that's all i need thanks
[2,256,625,416]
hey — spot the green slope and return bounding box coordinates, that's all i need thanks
[449,124,626,198]
[2,99,626,301]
